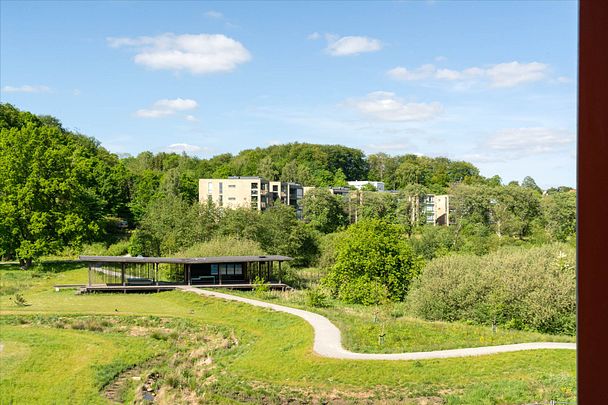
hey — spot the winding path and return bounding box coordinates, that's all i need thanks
[179,286,576,360]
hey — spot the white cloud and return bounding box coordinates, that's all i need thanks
[486,62,547,87]
[325,35,382,56]
[166,143,209,154]
[484,127,573,154]
[1,84,50,93]
[107,33,251,74]
[204,10,223,19]
[72,89,81,96]
[185,115,198,122]
[307,32,321,40]
[465,127,574,163]
[387,61,549,88]
[348,91,442,122]
[136,98,198,118]
[387,64,436,81]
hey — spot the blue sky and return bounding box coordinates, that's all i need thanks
[1,1,577,188]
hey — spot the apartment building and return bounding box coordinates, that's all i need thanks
[199,177,303,217]
[411,194,453,226]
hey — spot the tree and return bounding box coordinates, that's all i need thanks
[358,191,397,221]
[324,219,423,303]
[542,191,576,242]
[301,188,347,233]
[0,104,129,266]
[522,176,543,194]
[332,168,348,187]
[395,184,429,236]
[491,185,541,239]
[257,156,278,181]
[138,194,219,255]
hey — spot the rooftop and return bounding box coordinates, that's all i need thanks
[79,255,293,264]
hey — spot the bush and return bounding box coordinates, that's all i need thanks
[305,286,330,308]
[128,229,160,257]
[252,276,270,298]
[337,277,389,306]
[324,219,423,303]
[105,240,130,256]
[315,231,346,269]
[177,236,265,257]
[407,243,576,335]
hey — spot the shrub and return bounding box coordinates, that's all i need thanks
[177,236,265,257]
[407,243,576,335]
[305,286,330,308]
[324,219,423,303]
[128,229,160,256]
[252,276,270,298]
[337,277,389,306]
[105,240,130,256]
[315,231,346,269]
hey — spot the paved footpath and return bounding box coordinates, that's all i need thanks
[179,286,576,360]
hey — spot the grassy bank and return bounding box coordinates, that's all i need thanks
[225,289,575,353]
[0,263,576,403]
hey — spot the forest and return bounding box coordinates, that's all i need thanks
[0,103,576,335]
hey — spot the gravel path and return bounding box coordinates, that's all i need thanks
[179,286,576,360]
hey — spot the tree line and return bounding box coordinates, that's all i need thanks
[0,103,575,267]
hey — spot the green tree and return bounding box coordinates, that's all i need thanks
[138,195,219,255]
[542,191,576,242]
[522,176,543,194]
[491,185,541,239]
[325,219,423,302]
[257,156,278,180]
[332,168,348,187]
[0,104,129,266]
[358,191,397,221]
[301,188,347,233]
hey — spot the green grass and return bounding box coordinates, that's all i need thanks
[0,323,164,404]
[0,264,576,403]
[226,289,575,352]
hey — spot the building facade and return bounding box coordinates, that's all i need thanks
[199,177,303,217]
[411,194,454,226]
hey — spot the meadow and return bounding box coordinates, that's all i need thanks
[0,263,576,404]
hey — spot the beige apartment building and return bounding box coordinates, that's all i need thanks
[411,194,453,226]
[199,177,303,217]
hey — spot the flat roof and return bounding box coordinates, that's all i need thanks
[79,255,293,264]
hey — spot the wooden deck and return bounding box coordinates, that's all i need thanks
[76,283,291,294]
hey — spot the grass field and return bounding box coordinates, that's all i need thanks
[226,289,575,353]
[0,262,576,404]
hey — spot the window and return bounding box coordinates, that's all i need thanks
[228,184,236,189]
[219,182,223,194]
[210,264,218,275]
[234,263,242,275]
[273,185,278,192]
[207,182,213,194]
[251,182,258,189]
[219,195,223,206]
[228,197,236,201]
[219,264,227,275]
